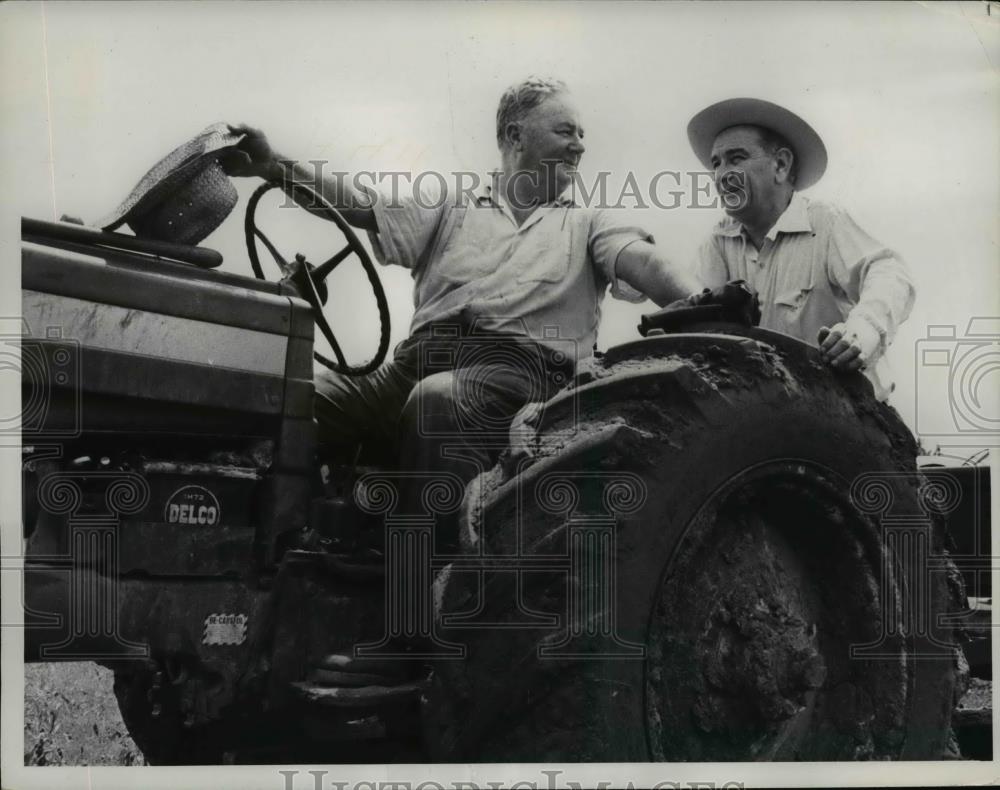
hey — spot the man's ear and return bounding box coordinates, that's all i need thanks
[504,121,524,151]
[773,147,795,185]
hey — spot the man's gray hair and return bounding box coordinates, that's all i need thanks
[496,76,568,149]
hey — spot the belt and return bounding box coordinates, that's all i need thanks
[397,320,576,383]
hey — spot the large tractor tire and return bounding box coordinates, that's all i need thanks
[424,328,967,762]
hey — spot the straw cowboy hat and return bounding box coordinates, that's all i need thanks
[687,98,828,190]
[98,122,246,245]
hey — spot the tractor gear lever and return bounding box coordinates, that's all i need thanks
[281,254,329,306]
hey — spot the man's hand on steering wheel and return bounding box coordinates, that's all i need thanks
[223,124,390,375]
[221,124,281,180]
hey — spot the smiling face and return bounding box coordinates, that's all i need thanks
[509,92,586,199]
[709,124,793,223]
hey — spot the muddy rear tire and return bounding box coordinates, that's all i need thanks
[424,329,966,761]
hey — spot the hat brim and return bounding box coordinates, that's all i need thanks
[687,98,827,190]
[97,122,245,230]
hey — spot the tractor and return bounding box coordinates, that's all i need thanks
[20,179,985,764]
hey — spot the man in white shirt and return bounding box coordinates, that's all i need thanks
[687,97,915,400]
[226,77,700,546]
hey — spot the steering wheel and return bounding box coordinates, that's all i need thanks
[244,181,391,376]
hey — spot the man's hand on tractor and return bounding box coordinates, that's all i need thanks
[639,279,762,336]
[222,124,281,180]
[684,279,762,325]
[817,318,879,371]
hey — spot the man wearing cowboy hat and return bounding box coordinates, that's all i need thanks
[687,97,915,400]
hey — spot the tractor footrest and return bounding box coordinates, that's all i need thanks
[290,679,425,709]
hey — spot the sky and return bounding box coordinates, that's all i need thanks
[2,0,998,446]
[1,4,998,787]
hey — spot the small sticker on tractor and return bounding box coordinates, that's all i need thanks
[165,485,221,526]
[202,613,248,646]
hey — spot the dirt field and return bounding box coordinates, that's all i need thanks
[23,661,989,765]
[23,663,145,766]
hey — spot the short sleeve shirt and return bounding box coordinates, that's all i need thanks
[366,175,650,362]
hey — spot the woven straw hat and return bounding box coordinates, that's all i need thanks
[687,98,828,190]
[98,122,245,245]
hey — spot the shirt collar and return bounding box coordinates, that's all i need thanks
[479,172,579,209]
[766,192,812,239]
[713,192,812,240]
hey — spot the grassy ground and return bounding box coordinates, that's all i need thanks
[23,661,988,765]
[23,663,145,766]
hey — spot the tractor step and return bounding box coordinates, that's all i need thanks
[291,679,426,709]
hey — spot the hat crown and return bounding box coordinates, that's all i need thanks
[687,98,827,190]
[97,123,245,244]
[127,160,238,246]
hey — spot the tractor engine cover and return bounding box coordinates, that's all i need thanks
[21,237,314,441]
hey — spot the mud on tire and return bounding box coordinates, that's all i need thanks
[424,329,967,762]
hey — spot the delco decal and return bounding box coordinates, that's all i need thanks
[164,485,221,526]
[202,613,248,646]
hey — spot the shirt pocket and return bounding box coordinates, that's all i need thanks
[770,253,819,337]
[513,215,573,284]
[435,211,504,284]
[772,252,818,315]
[774,285,813,312]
